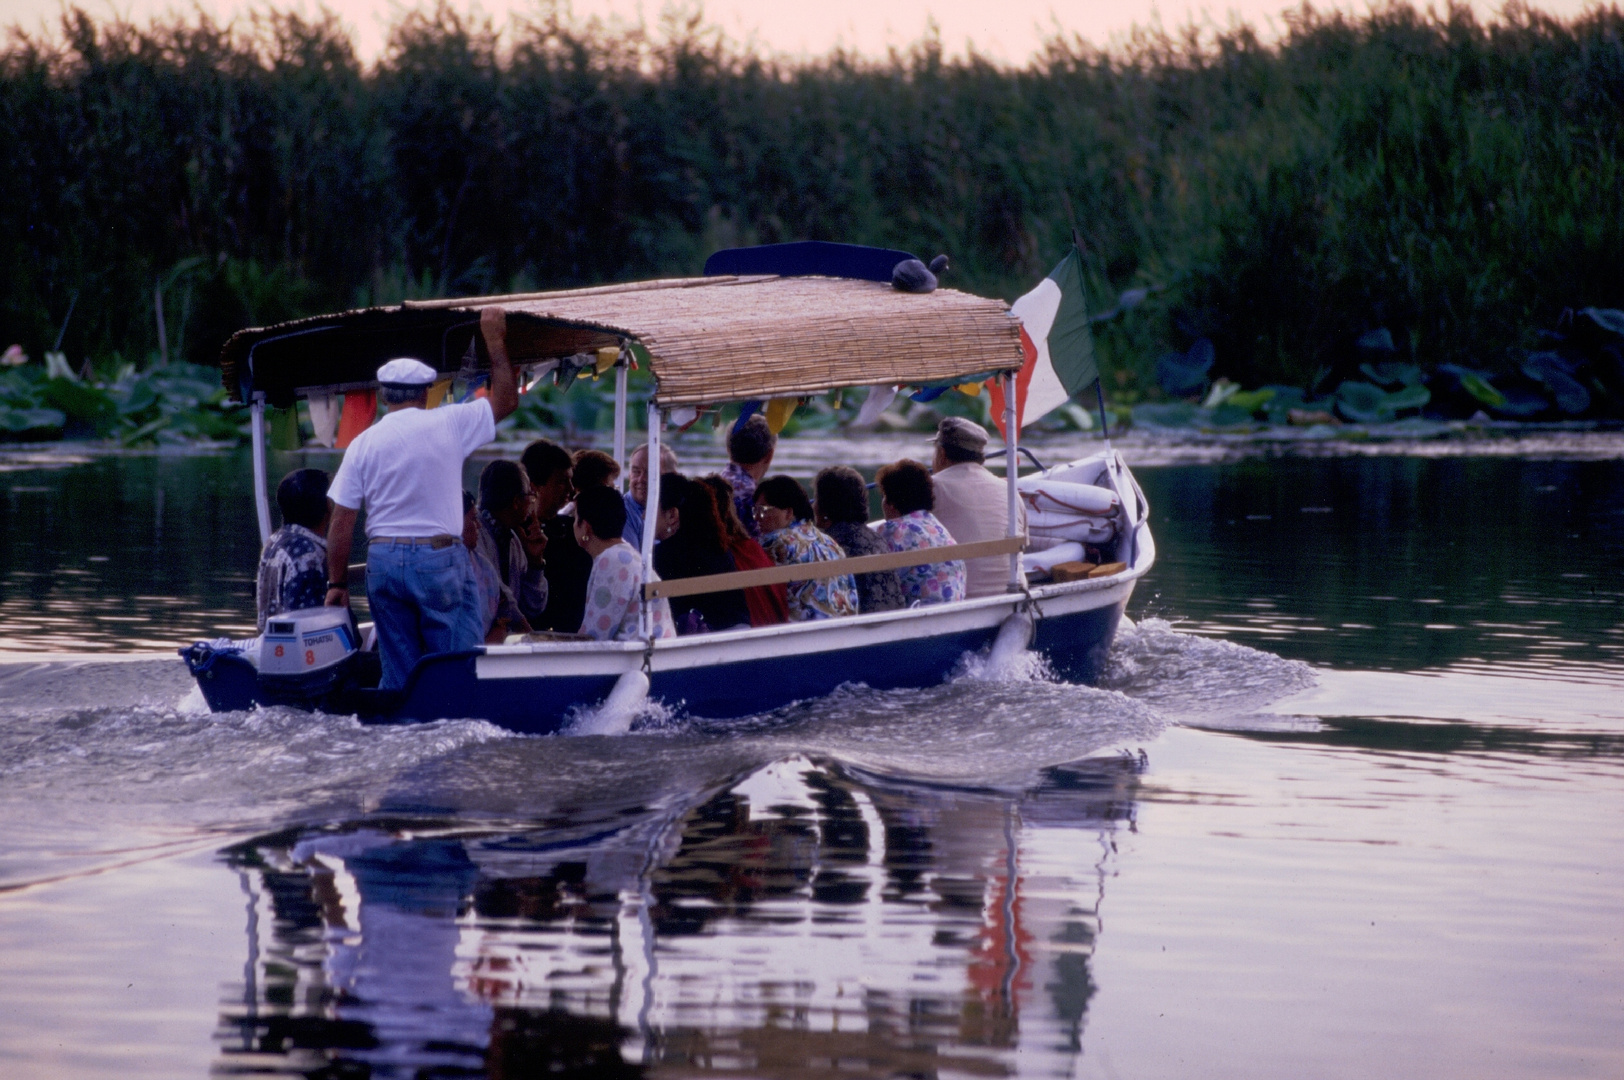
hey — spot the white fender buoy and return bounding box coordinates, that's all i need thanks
[572,669,649,736]
[983,611,1035,681]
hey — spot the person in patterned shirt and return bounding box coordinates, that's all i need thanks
[722,413,775,537]
[753,475,858,622]
[873,459,966,606]
[256,468,331,630]
[573,486,675,641]
[813,465,904,614]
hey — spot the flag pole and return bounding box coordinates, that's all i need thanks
[1073,227,1112,450]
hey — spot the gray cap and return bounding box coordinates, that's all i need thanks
[933,415,989,453]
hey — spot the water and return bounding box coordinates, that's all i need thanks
[0,440,1621,1078]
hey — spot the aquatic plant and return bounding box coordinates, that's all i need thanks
[0,359,245,444]
[1,2,1620,417]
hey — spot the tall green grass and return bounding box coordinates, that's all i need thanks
[2,2,1620,394]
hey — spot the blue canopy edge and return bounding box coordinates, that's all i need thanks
[704,242,918,283]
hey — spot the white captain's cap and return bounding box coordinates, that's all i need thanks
[376,357,437,388]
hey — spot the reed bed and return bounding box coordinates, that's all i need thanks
[2,2,1620,395]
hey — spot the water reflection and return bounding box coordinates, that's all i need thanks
[1140,456,1624,673]
[214,753,1142,1077]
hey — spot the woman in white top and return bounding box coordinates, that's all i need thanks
[572,486,675,641]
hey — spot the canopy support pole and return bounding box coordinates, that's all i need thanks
[638,402,663,638]
[613,361,629,491]
[249,395,271,545]
[1003,372,1024,593]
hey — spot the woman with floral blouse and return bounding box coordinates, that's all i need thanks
[753,475,858,621]
[873,459,966,606]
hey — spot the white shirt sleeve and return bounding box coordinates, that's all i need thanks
[450,398,496,456]
[327,439,367,510]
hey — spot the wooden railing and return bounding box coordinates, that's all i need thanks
[350,535,1034,602]
[642,536,1025,601]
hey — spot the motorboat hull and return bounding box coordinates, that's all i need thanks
[189,579,1134,734]
[185,449,1153,735]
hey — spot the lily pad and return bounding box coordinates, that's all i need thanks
[1577,307,1624,342]
[1383,385,1431,412]
[0,406,66,433]
[1208,404,1256,427]
[1133,401,1199,427]
[1438,364,1507,409]
[1489,385,1549,418]
[114,379,160,416]
[1521,353,1590,414]
[1225,387,1277,413]
[40,378,118,434]
[1359,361,1423,388]
[1356,328,1397,353]
[1334,380,1391,423]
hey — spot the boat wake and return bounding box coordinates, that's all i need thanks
[0,618,1317,890]
[1098,616,1319,722]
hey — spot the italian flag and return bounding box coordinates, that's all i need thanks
[988,248,1097,437]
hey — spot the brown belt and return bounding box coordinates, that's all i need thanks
[372,535,457,549]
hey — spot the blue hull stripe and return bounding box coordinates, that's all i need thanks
[192,602,1125,736]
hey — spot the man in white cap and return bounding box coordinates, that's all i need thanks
[929,415,1027,599]
[324,308,519,689]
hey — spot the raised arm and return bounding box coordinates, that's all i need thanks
[481,306,519,422]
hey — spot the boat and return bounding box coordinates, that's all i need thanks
[181,242,1155,732]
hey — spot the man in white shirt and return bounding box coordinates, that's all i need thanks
[325,308,518,689]
[929,416,1027,599]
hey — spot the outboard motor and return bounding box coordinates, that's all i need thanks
[258,607,360,702]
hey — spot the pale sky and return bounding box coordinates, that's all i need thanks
[0,0,1604,65]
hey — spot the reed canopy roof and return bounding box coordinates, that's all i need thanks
[220,274,1023,407]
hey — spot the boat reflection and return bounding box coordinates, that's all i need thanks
[214,752,1144,1077]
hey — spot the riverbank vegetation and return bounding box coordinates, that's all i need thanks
[2,1,1621,438]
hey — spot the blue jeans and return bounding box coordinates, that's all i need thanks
[366,540,482,691]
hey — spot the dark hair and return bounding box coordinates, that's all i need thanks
[479,459,529,514]
[755,474,814,522]
[876,459,935,514]
[659,474,727,550]
[814,465,870,524]
[574,485,627,541]
[701,474,751,546]
[520,439,573,486]
[940,441,984,465]
[462,489,476,514]
[657,472,687,511]
[728,413,776,466]
[276,468,329,530]
[573,449,620,489]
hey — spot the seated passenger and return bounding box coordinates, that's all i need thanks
[623,443,679,547]
[723,413,776,538]
[813,465,904,614]
[521,440,587,634]
[753,475,857,622]
[874,459,967,606]
[929,417,1026,598]
[475,459,547,627]
[462,490,511,643]
[574,486,675,641]
[653,475,751,634]
[256,467,331,631]
[571,449,620,492]
[700,474,789,627]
